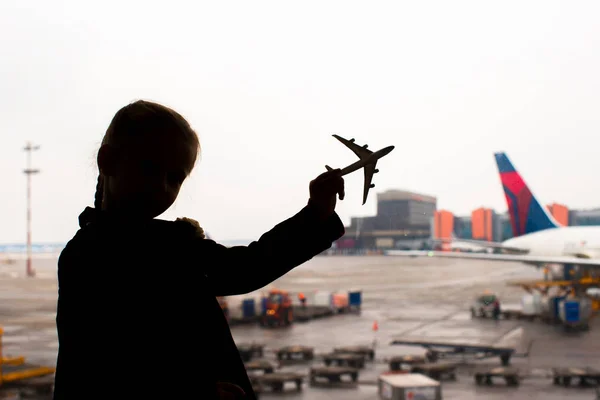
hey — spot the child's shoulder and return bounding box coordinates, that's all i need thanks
[173,217,206,239]
[67,208,204,246]
[59,213,203,265]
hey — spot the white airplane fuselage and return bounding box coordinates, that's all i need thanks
[502,225,600,259]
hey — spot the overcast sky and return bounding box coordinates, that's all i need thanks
[1,0,600,243]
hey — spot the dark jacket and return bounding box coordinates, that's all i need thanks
[53,205,345,399]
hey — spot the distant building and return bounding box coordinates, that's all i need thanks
[454,212,509,242]
[341,189,436,250]
[471,207,495,242]
[433,210,454,239]
[547,203,569,226]
[339,190,600,251]
[452,202,571,242]
[570,208,600,226]
[498,213,512,241]
[454,216,472,239]
[433,210,454,251]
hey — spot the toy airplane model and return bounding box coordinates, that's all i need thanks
[326,134,395,205]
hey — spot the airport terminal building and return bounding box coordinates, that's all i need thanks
[336,189,600,251]
[338,190,436,250]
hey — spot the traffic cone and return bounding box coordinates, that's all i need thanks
[372,320,378,331]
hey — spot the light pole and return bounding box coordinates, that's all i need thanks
[23,142,40,278]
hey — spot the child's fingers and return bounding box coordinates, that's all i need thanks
[317,168,341,181]
[319,174,344,196]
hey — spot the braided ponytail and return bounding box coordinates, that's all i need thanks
[94,175,104,210]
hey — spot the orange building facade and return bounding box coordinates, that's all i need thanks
[471,207,493,241]
[433,210,454,251]
[547,203,569,226]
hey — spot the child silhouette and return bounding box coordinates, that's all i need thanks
[53,100,345,399]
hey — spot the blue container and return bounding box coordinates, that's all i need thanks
[242,299,256,318]
[349,291,362,307]
[563,300,580,323]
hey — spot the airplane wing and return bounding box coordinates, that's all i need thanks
[362,161,376,205]
[385,249,600,267]
[333,134,373,159]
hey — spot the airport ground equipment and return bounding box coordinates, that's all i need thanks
[244,360,275,375]
[253,372,304,392]
[552,367,600,387]
[378,373,442,400]
[0,326,55,395]
[292,305,333,321]
[276,345,314,361]
[248,376,263,398]
[309,366,358,385]
[348,290,362,312]
[474,366,520,386]
[323,352,365,369]
[559,296,592,331]
[470,292,500,318]
[389,355,429,371]
[410,363,457,381]
[260,289,293,327]
[508,277,600,307]
[236,343,264,362]
[391,338,514,366]
[333,345,374,361]
[497,305,527,320]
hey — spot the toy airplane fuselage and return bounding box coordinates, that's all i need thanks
[327,134,395,205]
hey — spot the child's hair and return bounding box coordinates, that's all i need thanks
[95,100,200,209]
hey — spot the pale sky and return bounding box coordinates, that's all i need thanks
[1,0,600,243]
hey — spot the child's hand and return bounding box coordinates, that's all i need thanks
[175,217,206,239]
[216,382,246,399]
[308,168,345,220]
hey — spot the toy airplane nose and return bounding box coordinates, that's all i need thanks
[380,146,395,156]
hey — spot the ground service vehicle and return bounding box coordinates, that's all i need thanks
[470,293,500,318]
[261,289,293,327]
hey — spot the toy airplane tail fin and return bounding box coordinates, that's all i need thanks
[494,152,559,237]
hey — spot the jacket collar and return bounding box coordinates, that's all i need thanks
[78,207,148,228]
[79,207,177,231]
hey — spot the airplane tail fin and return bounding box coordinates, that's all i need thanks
[494,152,559,237]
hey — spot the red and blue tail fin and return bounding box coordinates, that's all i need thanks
[494,152,559,237]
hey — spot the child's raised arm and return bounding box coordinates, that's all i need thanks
[195,204,344,296]
[187,169,346,295]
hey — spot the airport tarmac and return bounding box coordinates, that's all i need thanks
[0,255,599,399]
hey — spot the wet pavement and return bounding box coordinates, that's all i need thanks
[1,255,599,399]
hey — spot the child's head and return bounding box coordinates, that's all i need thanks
[95,100,200,219]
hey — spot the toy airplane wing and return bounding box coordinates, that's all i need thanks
[332,134,373,159]
[362,161,377,205]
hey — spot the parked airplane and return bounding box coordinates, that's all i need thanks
[386,152,600,276]
[326,134,394,205]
